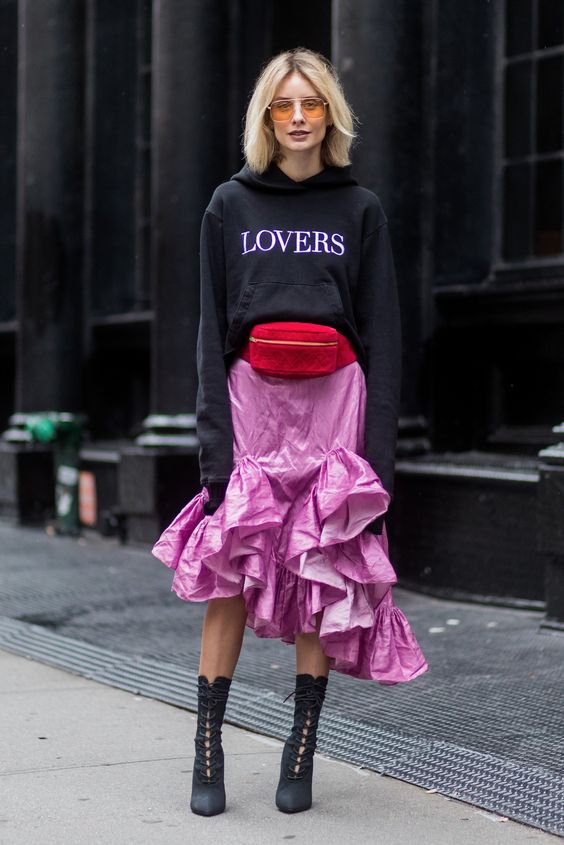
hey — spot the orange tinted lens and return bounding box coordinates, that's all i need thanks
[301,98,325,117]
[270,100,293,120]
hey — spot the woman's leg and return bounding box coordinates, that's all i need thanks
[198,594,248,681]
[295,612,329,677]
[192,593,247,808]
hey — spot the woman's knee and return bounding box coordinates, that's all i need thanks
[207,594,246,615]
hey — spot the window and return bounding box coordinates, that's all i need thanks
[501,0,564,261]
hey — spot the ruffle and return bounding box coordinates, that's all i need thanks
[152,446,428,684]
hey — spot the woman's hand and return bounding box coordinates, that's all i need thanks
[203,481,229,515]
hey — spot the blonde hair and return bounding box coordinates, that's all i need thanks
[243,47,358,173]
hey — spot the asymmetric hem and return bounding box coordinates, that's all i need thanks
[152,358,428,684]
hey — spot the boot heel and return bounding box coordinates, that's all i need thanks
[190,674,232,816]
[275,673,328,813]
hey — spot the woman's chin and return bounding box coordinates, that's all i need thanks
[279,139,323,157]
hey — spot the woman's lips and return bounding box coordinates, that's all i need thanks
[289,131,309,138]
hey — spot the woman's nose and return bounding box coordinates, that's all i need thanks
[291,103,305,121]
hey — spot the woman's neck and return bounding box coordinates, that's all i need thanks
[276,153,324,183]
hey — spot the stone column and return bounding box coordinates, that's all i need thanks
[121,0,233,542]
[0,0,85,523]
[333,0,430,450]
[150,0,230,419]
[16,0,85,412]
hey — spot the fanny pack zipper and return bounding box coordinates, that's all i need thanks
[249,337,338,347]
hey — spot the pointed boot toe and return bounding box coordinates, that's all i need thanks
[275,739,314,813]
[190,764,226,816]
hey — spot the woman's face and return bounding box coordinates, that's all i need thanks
[269,71,331,161]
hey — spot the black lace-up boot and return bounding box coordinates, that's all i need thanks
[275,673,328,813]
[190,674,232,816]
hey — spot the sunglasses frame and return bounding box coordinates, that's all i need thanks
[266,96,329,122]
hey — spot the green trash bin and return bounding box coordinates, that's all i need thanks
[25,412,85,536]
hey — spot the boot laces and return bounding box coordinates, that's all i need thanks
[195,679,230,785]
[282,681,326,780]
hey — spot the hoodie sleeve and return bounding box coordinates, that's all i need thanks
[196,208,234,492]
[354,220,402,510]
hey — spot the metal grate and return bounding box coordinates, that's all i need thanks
[1,615,563,837]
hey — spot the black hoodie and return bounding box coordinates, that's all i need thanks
[196,159,402,510]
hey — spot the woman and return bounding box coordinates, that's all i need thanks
[152,47,428,817]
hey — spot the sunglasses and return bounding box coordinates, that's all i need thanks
[266,96,329,122]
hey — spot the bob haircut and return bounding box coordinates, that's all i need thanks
[243,47,358,174]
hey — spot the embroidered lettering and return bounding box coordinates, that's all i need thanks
[273,229,294,252]
[331,233,345,255]
[241,231,257,254]
[256,229,277,251]
[240,229,345,256]
[294,231,312,253]
[313,231,330,253]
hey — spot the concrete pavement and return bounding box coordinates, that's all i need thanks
[1,648,560,845]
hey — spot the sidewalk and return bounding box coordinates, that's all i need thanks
[1,648,560,845]
[1,523,564,836]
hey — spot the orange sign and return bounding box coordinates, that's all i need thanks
[79,471,97,526]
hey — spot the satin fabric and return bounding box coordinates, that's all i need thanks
[152,358,428,684]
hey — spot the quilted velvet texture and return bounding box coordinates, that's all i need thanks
[249,340,338,377]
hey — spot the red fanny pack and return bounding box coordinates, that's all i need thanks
[240,322,357,378]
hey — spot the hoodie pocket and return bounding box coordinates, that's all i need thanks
[227,283,257,339]
[226,279,344,353]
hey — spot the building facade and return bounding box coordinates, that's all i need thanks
[1,1,563,625]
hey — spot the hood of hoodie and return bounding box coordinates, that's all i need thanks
[230,160,358,193]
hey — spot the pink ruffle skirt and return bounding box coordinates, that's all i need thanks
[152,358,428,684]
